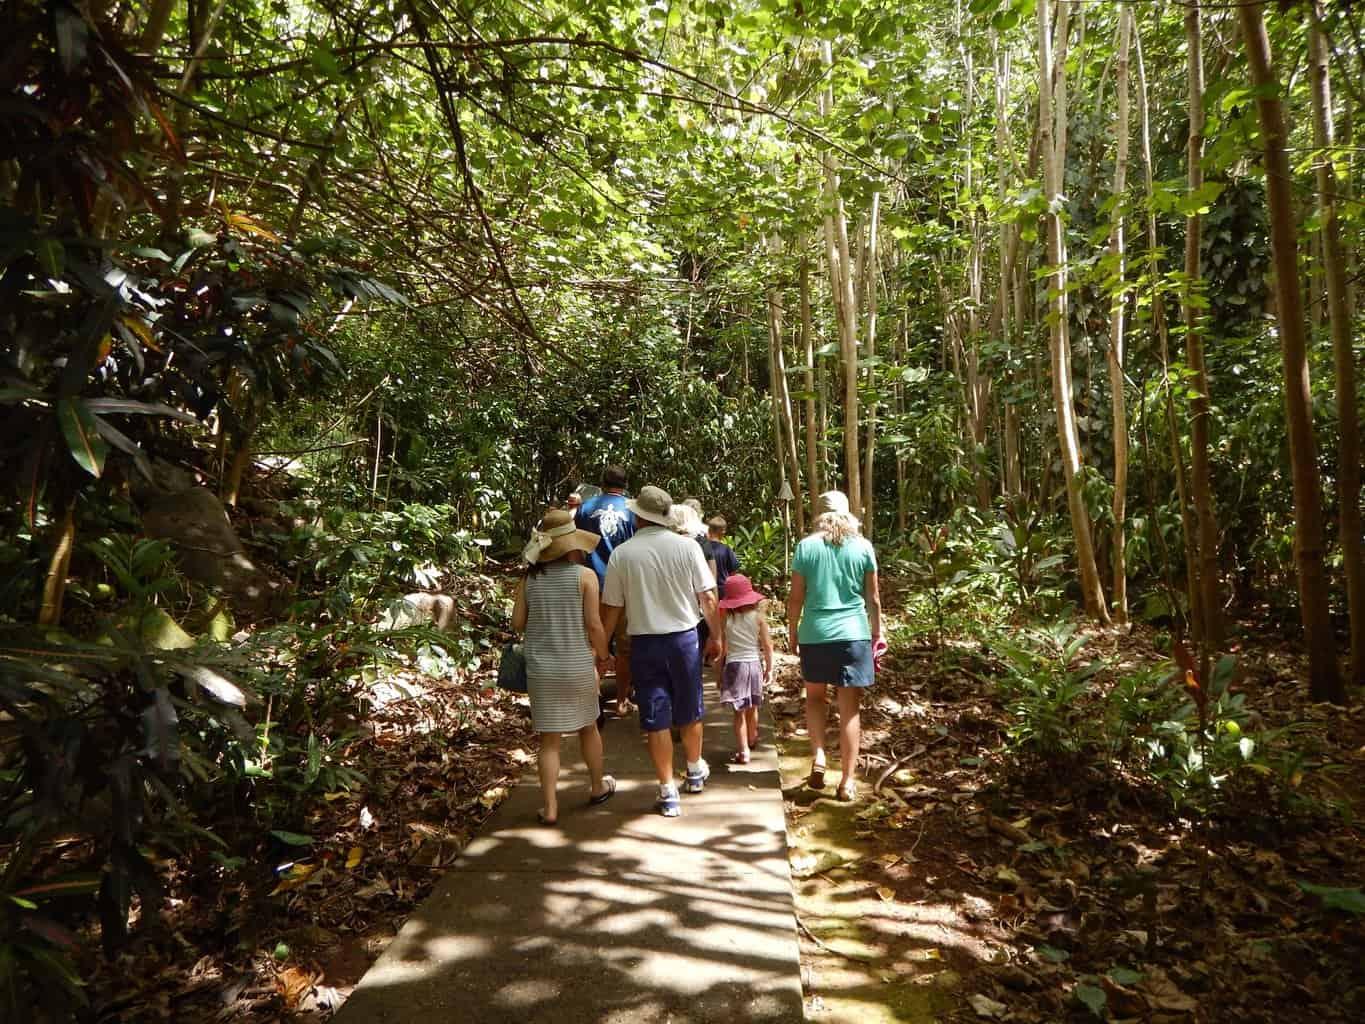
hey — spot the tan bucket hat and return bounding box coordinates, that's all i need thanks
[627,484,674,527]
[522,508,600,564]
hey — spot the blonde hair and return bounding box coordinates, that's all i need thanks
[814,510,862,546]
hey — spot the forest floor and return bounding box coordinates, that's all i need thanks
[773,577,1365,1023]
[80,575,1365,1023]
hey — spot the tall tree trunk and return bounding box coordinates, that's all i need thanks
[861,193,881,533]
[1038,0,1110,622]
[960,18,991,511]
[896,313,908,533]
[1239,1,1344,702]
[1135,17,1202,639]
[37,500,76,627]
[768,269,789,505]
[769,239,808,535]
[995,33,1023,499]
[820,40,862,515]
[800,248,822,521]
[1107,8,1134,625]
[1310,1,1364,686]
[1185,0,1224,652]
[136,0,177,53]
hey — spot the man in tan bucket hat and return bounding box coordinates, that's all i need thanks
[602,485,721,817]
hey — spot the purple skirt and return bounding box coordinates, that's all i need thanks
[720,661,765,710]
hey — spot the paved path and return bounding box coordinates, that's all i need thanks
[334,683,804,1024]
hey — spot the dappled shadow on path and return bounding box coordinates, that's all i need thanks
[332,711,804,1024]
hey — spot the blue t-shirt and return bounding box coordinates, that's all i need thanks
[712,542,739,591]
[576,492,636,583]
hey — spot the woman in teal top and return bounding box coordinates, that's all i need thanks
[785,491,883,802]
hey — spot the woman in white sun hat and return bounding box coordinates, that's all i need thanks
[512,508,617,824]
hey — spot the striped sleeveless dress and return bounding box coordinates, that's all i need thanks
[523,560,600,733]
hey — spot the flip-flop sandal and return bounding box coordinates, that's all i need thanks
[836,780,858,802]
[808,762,827,790]
[729,751,750,765]
[588,776,617,806]
[536,810,559,826]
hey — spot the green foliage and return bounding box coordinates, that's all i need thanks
[983,501,1069,610]
[269,500,485,616]
[1296,882,1365,916]
[987,622,1103,759]
[730,520,787,590]
[899,524,977,646]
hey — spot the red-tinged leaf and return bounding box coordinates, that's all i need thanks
[56,399,108,477]
[21,438,48,529]
[16,875,101,897]
[22,915,79,949]
[145,96,185,162]
[1172,635,1196,680]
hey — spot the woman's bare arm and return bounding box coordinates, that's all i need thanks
[758,615,774,681]
[581,568,609,661]
[511,578,528,632]
[864,571,882,641]
[786,572,806,654]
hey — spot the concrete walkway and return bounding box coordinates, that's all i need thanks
[334,683,804,1024]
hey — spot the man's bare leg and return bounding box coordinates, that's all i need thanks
[678,719,703,764]
[646,729,674,785]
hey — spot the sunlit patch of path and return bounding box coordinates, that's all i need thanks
[333,682,804,1023]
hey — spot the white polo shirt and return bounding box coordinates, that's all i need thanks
[602,525,714,636]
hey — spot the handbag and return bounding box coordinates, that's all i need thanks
[496,642,528,694]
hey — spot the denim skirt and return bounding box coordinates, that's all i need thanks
[799,640,873,688]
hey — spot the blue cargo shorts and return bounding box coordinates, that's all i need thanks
[630,628,705,732]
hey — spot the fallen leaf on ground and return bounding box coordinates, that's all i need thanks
[968,993,1007,1018]
[479,786,508,809]
[275,965,319,1009]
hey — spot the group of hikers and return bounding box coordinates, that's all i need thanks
[510,466,882,824]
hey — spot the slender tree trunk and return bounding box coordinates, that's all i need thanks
[1310,1,1364,686]
[959,20,991,511]
[996,34,1023,499]
[800,249,821,520]
[767,271,789,505]
[1135,17,1202,639]
[37,500,76,627]
[1039,0,1110,622]
[136,0,177,53]
[820,40,862,515]
[862,193,881,533]
[896,313,908,533]
[1185,0,1224,652]
[769,239,808,534]
[1239,1,1343,702]
[1107,8,1134,625]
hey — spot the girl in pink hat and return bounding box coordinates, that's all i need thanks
[717,574,774,765]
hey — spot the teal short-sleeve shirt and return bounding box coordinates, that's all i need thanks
[792,534,878,645]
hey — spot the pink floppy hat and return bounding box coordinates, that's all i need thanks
[718,574,765,610]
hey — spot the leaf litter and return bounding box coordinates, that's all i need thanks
[776,582,1365,1023]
